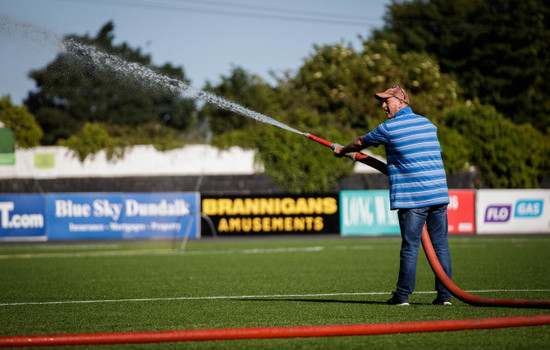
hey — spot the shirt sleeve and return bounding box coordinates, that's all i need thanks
[363,123,390,147]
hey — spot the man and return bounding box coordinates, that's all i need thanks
[333,85,452,306]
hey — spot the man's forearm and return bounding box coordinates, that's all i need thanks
[341,136,366,154]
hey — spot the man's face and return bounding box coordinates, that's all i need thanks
[381,97,404,118]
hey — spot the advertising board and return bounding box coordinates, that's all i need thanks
[201,194,339,235]
[447,190,475,234]
[46,192,200,240]
[476,189,550,234]
[0,194,46,241]
[340,190,399,236]
[340,190,475,236]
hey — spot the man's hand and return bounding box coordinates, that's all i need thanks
[332,144,345,157]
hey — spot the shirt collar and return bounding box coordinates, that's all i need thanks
[395,106,413,117]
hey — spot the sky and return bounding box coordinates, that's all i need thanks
[0,0,391,105]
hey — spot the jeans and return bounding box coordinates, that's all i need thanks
[395,204,452,300]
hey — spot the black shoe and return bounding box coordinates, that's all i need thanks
[386,293,409,306]
[432,297,452,306]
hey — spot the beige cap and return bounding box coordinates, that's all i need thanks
[375,85,409,104]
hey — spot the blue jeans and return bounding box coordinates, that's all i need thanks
[395,204,452,300]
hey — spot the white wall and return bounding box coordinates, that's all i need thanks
[0,145,380,179]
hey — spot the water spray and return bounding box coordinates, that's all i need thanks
[60,38,307,137]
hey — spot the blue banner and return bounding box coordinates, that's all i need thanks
[340,190,399,236]
[0,194,46,240]
[46,192,200,240]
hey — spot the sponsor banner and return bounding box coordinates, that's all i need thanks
[447,190,475,234]
[46,192,200,240]
[0,194,47,240]
[341,190,475,236]
[201,195,339,235]
[340,190,399,236]
[476,189,550,234]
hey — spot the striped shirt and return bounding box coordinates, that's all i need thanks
[363,106,449,210]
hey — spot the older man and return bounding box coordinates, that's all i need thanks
[334,85,452,306]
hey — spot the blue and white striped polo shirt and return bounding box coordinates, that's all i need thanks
[363,106,449,210]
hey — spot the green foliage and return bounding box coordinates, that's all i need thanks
[59,122,185,162]
[25,21,196,145]
[292,40,460,132]
[443,100,549,188]
[436,125,472,175]
[0,95,43,148]
[126,123,185,152]
[205,41,467,192]
[256,127,354,194]
[374,0,550,131]
[58,123,124,162]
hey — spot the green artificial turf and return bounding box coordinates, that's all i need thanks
[0,235,548,349]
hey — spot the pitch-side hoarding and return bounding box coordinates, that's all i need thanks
[340,190,476,236]
[201,194,339,235]
[46,192,200,240]
[476,189,550,234]
[0,194,46,241]
[447,190,476,234]
[1,192,200,241]
[340,190,399,236]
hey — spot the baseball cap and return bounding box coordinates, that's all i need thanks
[375,85,409,104]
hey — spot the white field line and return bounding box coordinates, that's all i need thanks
[2,237,548,259]
[0,246,325,259]
[1,289,549,307]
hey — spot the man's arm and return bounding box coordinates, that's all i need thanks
[333,136,368,158]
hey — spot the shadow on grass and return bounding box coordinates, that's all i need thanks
[242,298,384,305]
[238,298,435,306]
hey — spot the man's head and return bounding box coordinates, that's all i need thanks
[375,85,409,118]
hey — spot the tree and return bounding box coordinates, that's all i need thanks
[374,0,550,131]
[291,40,461,133]
[0,95,43,148]
[199,66,277,137]
[443,100,549,188]
[25,21,196,149]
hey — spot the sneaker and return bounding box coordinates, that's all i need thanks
[387,293,409,306]
[432,298,452,306]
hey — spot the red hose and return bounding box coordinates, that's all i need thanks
[306,132,550,308]
[305,133,333,148]
[421,226,550,308]
[305,133,388,175]
[1,315,549,347]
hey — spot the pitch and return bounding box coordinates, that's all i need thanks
[0,236,548,349]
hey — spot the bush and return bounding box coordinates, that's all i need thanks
[443,100,548,188]
[0,95,43,148]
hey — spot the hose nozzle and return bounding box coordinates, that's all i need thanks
[305,133,339,149]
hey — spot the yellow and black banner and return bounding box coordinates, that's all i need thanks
[201,194,339,235]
